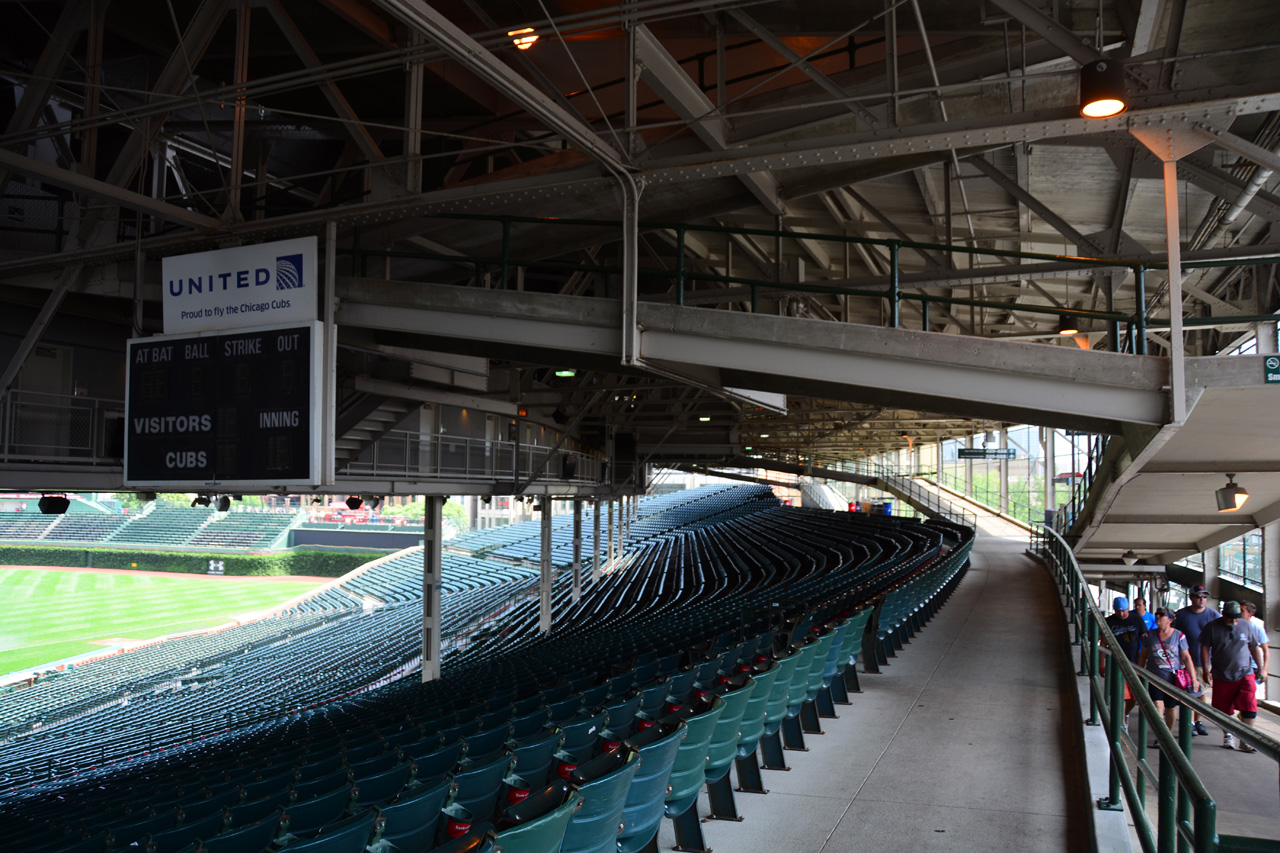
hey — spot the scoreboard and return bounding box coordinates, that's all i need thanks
[124,321,322,489]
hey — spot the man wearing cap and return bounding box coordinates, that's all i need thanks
[1174,585,1220,736]
[1200,601,1265,752]
[1105,595,1147,720]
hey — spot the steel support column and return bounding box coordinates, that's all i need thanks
[572,498,583,602]
[422,494,443,681]
[227,2,250,218]
[608,499,616,571]
[1163,160,1187,423]
[999,427,1009,515]
[540,499,553,633]
[593,498,602,581]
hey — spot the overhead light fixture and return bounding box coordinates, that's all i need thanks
[1215,474,1249,513]
[508,27,538,50]
[192,495,211,508]
[698,416,711,422]
[38,495,70,515]
[137,492,157,503]
[744,445,753,451]
[1058,315,1080,336]
[760,433,769,438]
[1121,550,1138,566]
[312,497,323,505]
[365,495,383,511]
[554,369,576,378]
[1079,59,1127,118]
[346,495,363,510]
[215,495,231,512]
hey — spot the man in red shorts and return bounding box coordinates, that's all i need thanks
[1199,600,1265,752]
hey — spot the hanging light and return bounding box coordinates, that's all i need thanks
[191,495,211,508]
[1058,315,1080,336]
[1120,550,1138,566]
[508,27,538,50]
[346,495,363,510]
[215,495,231,512]
[1215,474,1249,512]
[1079,59,1126,118]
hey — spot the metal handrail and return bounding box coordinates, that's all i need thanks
[1037,525,1280,853]
[871,464,977,529]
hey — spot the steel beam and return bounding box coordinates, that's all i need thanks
[1193,124,1280,176]
[267,0,385,163]
[0,148,222,230]
[987,0,1098,65]
[970,156,1105,255]
[633,24,783,215]
[725,10,878,128]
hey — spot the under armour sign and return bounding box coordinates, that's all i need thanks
[162,236,318,334]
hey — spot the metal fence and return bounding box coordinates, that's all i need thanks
[1035,526,1280,853]
[339,429,605,486]
[0,390,122,465]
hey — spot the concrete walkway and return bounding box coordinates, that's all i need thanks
[657,534,1087,852]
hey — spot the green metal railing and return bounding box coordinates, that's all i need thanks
[345,213,1280,353]
[1035,526,1280,853]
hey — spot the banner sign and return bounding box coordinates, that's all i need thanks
[957,448,1016,460]
[162,236,318,334]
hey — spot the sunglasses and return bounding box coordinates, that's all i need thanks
[1193,594,1209,599]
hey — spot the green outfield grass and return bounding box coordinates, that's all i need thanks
[0,568,326,675]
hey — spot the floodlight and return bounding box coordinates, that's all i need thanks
[192,495,211,508]
[215,495,231,512]
[1080,59,1127,118]
[38,495,70,514]
[345,496,363,510]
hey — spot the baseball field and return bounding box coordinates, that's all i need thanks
[0,566,326,675]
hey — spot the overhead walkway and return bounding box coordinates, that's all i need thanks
[656,531,1086,852]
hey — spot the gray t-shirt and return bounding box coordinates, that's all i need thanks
[1200,617,1261,682]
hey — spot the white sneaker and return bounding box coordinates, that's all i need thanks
[1222,733,1236,750]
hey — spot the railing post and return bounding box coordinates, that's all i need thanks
[1134,265,1148,355]
[676,224,686,306]
[1156,750,1176,853]
[1177,711,1193,853]
[1102,654,1124,809]
[1086,615,1100,725]
[922,296,930,331]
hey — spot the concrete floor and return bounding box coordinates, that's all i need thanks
[656,534,1088,853]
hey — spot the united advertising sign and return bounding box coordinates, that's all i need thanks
[162,236,318,334]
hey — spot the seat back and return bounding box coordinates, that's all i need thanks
[452,752,516,824]
[146,808,228,853]
[464,725,512,763]
[601,692,642,734]
[378,774,452,843]
[558,709,608,761]
[735,661,780,756]
[403,739,465,778]
[351,762,412,808]
[662,696,725,811]
[200,812,282,853]
[281,783,352,836]
[805,628,838,698]
[510,727,564,788]
[762,648,801,729]
[616,720,685,853]
[559,750,640,853]
[704,677,755,774]
[272,809,379,853]
[495,787,582,853]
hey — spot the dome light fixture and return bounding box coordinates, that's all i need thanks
[1215,474,1249,512]
[1120,550,1138,566]
[1058,315,1080,336]
[1080,59,1127,119]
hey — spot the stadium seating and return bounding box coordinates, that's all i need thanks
[0,486,974,853]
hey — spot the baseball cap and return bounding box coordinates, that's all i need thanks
[1189,584,1209,597]
[1223,601,1242,617]
[1113,595,1130,611]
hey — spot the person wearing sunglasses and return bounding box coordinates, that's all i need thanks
[1138,608,1200,731]
[1173,585,1220,736]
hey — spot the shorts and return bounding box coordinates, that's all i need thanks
[1146,668,1180,706]
[1210,674,1257,715]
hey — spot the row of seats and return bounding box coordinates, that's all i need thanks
[0,506,299,549]
[1,488,973,853]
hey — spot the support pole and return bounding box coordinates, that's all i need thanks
[422,495,443,682]
[323,221,337,485]
[572,498,583,602]
[999,427,1009,515]
[404,31,424,193]
[540,499,553,633]
[608,500,616,571]
[593,499,602,581]
[1162,160,1187,423]
[1044,427,1056,524]
[226,1,250,218]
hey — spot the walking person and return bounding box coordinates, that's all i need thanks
[1133,596,1157,631]
[1138,607,1200,731]
[1105,595,1146,722]
[1200,601,1265,752]
[1173,585,1220,736]
[1240,600,1270,702]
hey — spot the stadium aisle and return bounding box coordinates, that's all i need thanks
[658,534,1086,852]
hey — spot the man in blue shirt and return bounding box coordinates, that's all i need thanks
[1174,585,1220,736]
[1133,596,1157,630]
